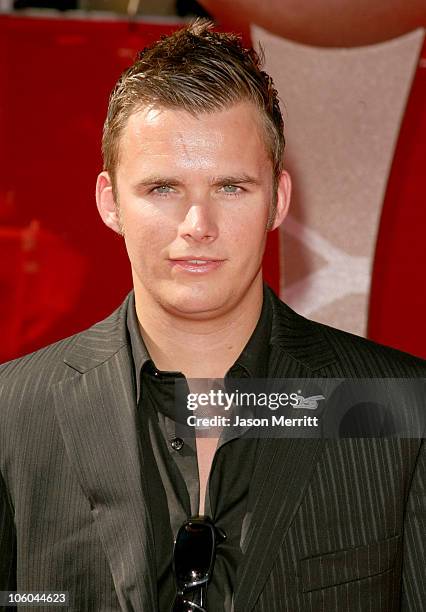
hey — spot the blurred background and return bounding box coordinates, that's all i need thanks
[5,0,206,16]
[1,0,425,362]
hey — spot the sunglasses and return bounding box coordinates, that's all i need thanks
[172,516,226,612]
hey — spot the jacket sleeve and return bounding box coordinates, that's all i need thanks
[0,469,16,606]
[401,439,426,609]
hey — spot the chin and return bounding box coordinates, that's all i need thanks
[162,284,230,318]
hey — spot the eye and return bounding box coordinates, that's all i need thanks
[152,184,174,195]
[221,184,242,195]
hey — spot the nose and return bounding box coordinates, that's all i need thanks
[179,204,218,244]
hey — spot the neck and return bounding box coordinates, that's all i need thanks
[134,278,264,378]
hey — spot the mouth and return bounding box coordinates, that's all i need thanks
[168,257,225,274]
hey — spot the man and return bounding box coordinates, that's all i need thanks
[0,20,425,612]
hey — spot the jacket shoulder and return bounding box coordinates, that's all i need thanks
[0,293,130,384]
[0,333,77,383]
[267,288,426,376]
[311,317,426,376]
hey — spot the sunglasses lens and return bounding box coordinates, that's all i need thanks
[174,522,214,584]
[172,594,206,612]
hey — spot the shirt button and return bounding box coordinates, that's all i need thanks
[171,437,184,451]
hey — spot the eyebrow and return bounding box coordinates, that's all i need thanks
[133,176,181,189]
[132,173,261,191]
[211,174,261,186]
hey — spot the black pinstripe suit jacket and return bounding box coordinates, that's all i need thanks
[1,286,425,611]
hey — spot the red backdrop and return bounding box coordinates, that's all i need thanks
[1,16,424,362]
[0,15,280,363]
[368,38,426,358]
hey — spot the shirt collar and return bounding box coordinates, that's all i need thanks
[226,286,272,380]
[126,292,151,403]
[126,285,273,403]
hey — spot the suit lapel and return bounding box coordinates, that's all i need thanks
[52,294,157,611]
[50,286,339,611]
[234,288,337,612]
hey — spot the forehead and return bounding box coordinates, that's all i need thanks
[117,101,271,172]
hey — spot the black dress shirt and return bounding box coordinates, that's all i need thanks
[126,288,272,611]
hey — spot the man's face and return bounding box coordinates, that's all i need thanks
[97,100,290,319]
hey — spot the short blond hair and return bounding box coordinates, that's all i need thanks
[102,19,285,209]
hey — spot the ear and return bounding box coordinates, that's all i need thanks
[268,169,292,231]
[96,171,123,235]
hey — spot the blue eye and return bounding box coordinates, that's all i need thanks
[154,185,173,194]
[222,185,240,194]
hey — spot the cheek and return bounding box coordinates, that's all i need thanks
[126,225,170,260]
[122,201,175,248]
[227,211,268,249]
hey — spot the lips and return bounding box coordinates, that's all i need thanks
[169,257,224,274]
[179,259,217,264]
